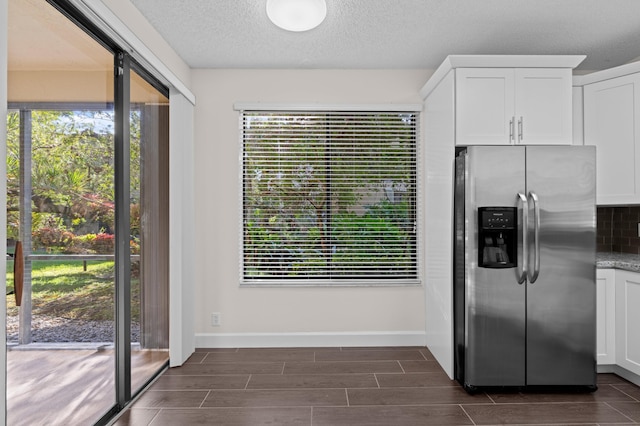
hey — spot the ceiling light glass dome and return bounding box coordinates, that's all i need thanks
[266,0,327,32]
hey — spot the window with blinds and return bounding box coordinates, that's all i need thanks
[241,110,418,284]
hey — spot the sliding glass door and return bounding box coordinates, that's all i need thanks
[6,0,169,424]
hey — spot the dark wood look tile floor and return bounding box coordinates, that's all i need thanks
[114,347,640,425]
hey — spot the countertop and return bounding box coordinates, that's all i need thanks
[597,252,640,273]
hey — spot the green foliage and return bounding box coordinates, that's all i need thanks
[6,109,142,244]
[331,202,414,276]
[245,200,415,278]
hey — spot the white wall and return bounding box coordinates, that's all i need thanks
[1,1,8,423]
[191,69,430,348]
[169,90,196,365]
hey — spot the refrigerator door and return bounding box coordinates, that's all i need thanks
[462,146,527,387]
[525,145,597,386]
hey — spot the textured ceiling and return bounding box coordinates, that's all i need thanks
[129,0,640,71]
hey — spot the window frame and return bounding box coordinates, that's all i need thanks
[237,105,422,287]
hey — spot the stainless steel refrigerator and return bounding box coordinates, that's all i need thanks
[453,145,597,392]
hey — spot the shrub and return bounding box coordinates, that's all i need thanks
[63,232,113,254]
[32,227,74,251]
[64,233,96,254]
[91,232,115,254]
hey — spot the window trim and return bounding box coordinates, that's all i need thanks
[234,103,423,112]
[237,107,422,288]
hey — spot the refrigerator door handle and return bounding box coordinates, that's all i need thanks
[517,192,528,284]
[528,191,541,283]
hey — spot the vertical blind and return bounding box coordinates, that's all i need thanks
[241,111,418,283]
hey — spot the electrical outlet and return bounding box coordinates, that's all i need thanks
[211,312,221,327]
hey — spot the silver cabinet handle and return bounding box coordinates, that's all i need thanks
[509,117,515,144]
[518,116,523,143]
[517,193,528,284]
[528,191,540,283]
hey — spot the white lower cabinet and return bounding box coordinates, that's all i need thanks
[597,269,616,364]
[615,270,640,377]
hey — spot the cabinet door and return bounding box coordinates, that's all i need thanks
[615,270,640,376]
[455,68,515,145]
[597,269,616,365]
[584,74,640,205]
[514,69,573,145]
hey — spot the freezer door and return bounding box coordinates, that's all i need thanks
[525,145,597,386]
[463,146,527,387]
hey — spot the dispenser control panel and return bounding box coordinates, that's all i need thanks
[478,207,517,268]
[480,209,515,229]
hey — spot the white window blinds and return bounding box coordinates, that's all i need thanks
[241,110,418,284]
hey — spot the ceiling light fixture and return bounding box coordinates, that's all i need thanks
[266,0,327,32]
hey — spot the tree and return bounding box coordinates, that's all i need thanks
[6,108,142,250]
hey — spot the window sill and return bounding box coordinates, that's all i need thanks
[239,279,422,288]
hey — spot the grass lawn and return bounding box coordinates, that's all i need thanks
[6,259,140,321]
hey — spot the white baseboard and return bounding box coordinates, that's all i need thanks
[598,364,640,387]
[194,331,426,349]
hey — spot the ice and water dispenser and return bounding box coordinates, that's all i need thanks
[477,207,517,268]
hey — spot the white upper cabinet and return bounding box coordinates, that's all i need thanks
[455,68,514,145]
[514,69,574,145]
[455,68,574,145]
[421,55,585,148]
[583,72,640,205]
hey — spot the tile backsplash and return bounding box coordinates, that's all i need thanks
[597,206,640,254]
